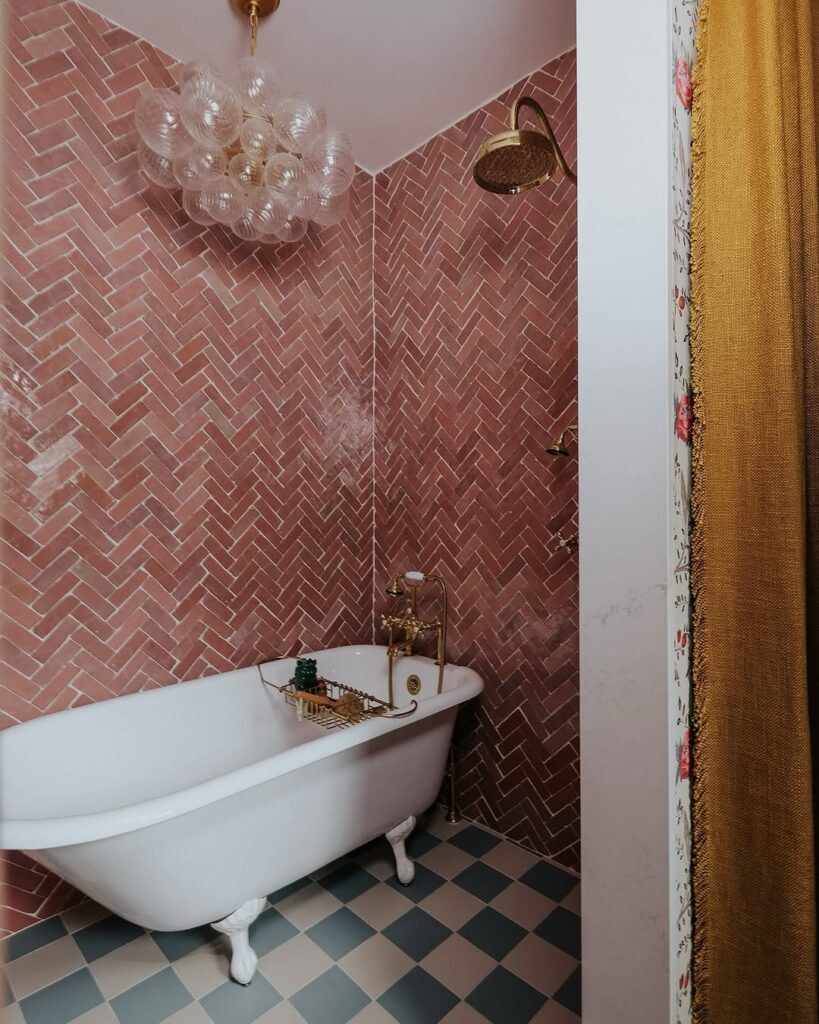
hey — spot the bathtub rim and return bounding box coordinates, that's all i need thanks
[2,646,482,852]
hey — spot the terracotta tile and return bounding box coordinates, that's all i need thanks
[1,0,577,936]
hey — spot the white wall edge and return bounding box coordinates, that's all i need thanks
[577,0,674,1019]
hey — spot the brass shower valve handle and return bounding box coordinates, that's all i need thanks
[556,531,579,553]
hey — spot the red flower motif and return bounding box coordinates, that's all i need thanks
[678,293,686,311]
[675,59,692,109]
[675,393,693,443]
[678,729,690,781]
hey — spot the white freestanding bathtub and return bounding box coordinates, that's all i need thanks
[0,645,482,982]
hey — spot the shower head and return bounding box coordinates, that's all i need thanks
[473,96,577,194]
[546,424,578,458]
[385,575,405,598]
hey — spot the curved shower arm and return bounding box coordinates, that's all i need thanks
[511,97,577,185]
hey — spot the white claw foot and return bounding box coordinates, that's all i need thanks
[211,897,265,985]
[386,814,416,885]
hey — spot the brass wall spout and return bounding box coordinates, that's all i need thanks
[381,571,449,704]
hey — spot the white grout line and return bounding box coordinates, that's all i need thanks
[370,175,377,642]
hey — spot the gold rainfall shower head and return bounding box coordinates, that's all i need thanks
[473,96,577,194]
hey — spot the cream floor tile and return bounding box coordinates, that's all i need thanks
[311,855,350,881]
[421,934,495,999]
[418,842,474,880]
[532,999,581,1023]
[339,933,414,999]
[441,1001,488,1023]
[5,935,85,999]
[88,934,168,1000]
[490,881,556,931]
[256,1001,307,1023]
[561,884,581,915]
[258,933,333,998]
[481,840,540,880]
[353,842,396,881]
[277,884,342,931]
[502,933,577,996]
[423,807,467,840]
[350,1001,399,1023]
[61,901,110,933]
[171,939,230,998]
[420,883,484,932]
[1,1002,25,1024]
[163,1002,214,1023]
[348,884,412,932]
[72,1005,118,1023]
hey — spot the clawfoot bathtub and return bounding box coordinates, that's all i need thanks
[0,645,482,984]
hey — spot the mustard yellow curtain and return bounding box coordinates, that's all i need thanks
[690,0,819,1021]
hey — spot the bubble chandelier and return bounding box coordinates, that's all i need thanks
[135,0,354,245]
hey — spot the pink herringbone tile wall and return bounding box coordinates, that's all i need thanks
[374,53,579,869]
[1,0,373,933]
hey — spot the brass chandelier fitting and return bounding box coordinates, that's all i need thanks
[134,0,354,245]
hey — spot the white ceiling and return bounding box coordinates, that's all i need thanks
[84,0,576,173]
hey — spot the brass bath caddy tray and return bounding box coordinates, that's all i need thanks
[258,667,417,730]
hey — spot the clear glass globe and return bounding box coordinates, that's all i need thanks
[305,130,355,197]
[182,188,216,225]
[275,215,308,243]
[264,153,306,200]
[228,152,265,190]
[231,210,261,242]
[252,188,287,235]
[181,73,242,150]
[136,88,191,158]
[231,56,279,117]
[311,187,350,227]
[290,184,319,221]
[203,181,243,224]
[273,97,327,154]
[173,145,226,189]
[178,61,220,88]
[240,119,277,161]
[137,139,178,189]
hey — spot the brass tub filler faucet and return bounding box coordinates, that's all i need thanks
[382,571,460,823]
[382,571,448,705]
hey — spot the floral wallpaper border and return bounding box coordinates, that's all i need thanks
[671,1,699,1020]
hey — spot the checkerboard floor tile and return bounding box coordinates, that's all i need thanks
[1,811,581,1024]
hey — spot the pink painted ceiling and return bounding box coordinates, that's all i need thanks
[75,0,576,173]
